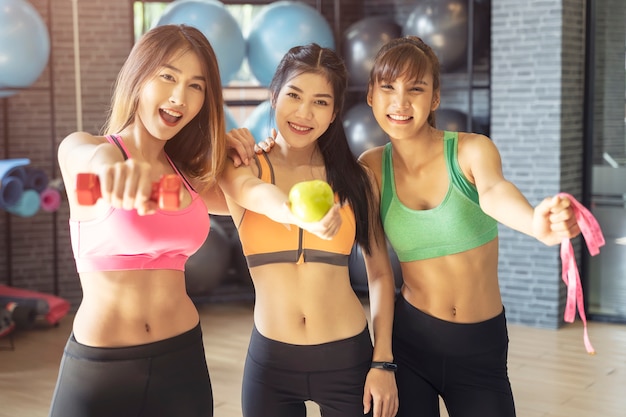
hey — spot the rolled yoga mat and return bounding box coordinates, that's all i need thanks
[5,189,41,217]
[0,158,29,208]
[40,186,61,212]
[24,166,49,193]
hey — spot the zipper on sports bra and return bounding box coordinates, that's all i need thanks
[296,228,304,264]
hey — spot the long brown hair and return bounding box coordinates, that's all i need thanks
[368,36,441,128]
[102,24,226,186]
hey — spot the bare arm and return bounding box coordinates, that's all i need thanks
[58,132,157,215]
[463,133,580,245]
[359,155,398,417]
[218,129,342,240]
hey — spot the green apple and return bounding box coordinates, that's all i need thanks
[288,180,334,222]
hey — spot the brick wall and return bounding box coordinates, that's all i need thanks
[491,0,586,328]
[0,0,133,306]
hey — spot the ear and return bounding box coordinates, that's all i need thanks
[330,111,337,124]
[366,85,373,107]
[431,91,441,111]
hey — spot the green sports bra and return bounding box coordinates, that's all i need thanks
[380,131,498,262]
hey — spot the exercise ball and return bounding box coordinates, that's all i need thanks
[224,105,239,132]
[229,233,252,286]
[348,242,403,294]
[246,1,335,86]
[0,0,50,98]
[402,0,472,73]
[436,108,468,131]
[185,217,232,296]
[155,0,245,85]
[243,100,275,143]
[343,103,388,158]
[342,17,402,86]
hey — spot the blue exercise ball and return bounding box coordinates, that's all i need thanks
[243,100,275,144]
[343,103,388,158]
[246,1,335,86]
[342,17,402,86]
[0,0,50,98]
[155,0,245,85]
[224,105,239,132]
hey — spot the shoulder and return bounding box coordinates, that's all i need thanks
[358,145,385,172]
[456,132,503,173]
[58,131,107,157]
[457,132,499,155]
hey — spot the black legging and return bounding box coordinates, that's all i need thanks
[242,325,374,417]
[48,323,213,417]
[393,294,516,417]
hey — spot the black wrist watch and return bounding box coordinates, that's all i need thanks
[371,361,398,372]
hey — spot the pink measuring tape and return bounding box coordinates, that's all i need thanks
[557,193,605,355]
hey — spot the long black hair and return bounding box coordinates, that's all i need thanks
[269,43,380,254]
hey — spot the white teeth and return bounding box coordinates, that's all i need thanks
[389,114,410,121]
[162,108,182,118]
[289,122,310,131]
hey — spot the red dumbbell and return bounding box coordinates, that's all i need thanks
[75,173,181,210]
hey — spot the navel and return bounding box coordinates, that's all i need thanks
[145,323,151,333]
[452,307,457,316]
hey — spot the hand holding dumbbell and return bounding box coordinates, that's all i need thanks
[75,173,181,210]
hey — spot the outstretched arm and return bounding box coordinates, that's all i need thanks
[463,133,580,245]
[218,129,341,240]
[58,132,160,216]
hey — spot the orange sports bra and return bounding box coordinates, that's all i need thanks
[236,153,356,268]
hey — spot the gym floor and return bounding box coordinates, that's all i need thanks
[1,300,625,417]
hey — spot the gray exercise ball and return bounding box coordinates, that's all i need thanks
[402,0,471,73]
[343,102,388,158]
[185,217,232,296]
[342,16,402,86]
[435,108,468,132]
[348,242,403,294]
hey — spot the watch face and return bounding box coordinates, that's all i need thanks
[372,361,397,371]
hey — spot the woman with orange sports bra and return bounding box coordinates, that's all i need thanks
[359,36,582,417]
[49,25,264,417]
[218,44,398,417]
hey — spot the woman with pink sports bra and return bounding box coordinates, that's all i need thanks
[49,25,268,417]
[359,36,583,417]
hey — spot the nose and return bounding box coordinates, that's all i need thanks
[295,101,313,119]
[169,85,186,107]
[393,90,409,108]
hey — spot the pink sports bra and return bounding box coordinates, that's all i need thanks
[69,135,210,273]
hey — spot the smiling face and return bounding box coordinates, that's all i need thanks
[136,50,206,140]
[273,71,337,150]
[367,71,440,141]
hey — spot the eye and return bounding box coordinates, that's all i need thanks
[380,83,393,90]
[160,73,175,82]
[287,92,299,99]
[190,83,204,92]
[314,99,329,106]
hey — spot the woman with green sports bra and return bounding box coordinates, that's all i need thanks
[359,36,582,417]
